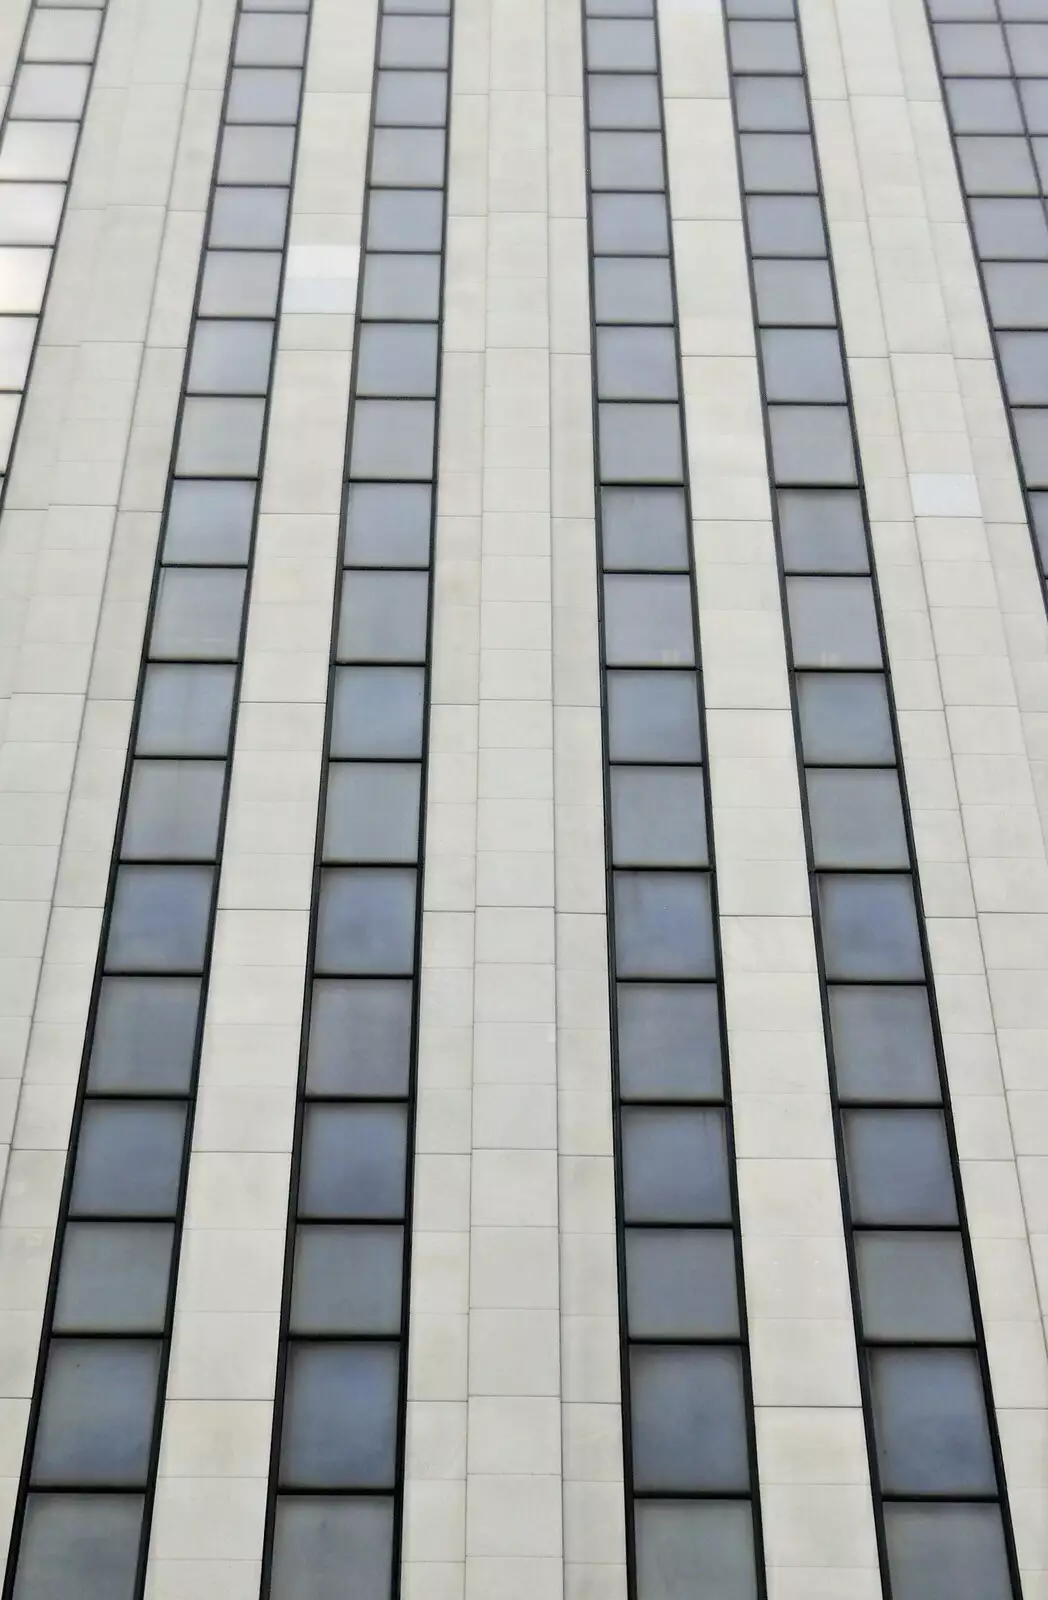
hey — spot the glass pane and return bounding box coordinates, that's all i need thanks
[70,1103,187,1217]
[601,486,688,568]
[617,982,723,1099]
[856,1232,975,1341]
[338,572,429,663]
[371,127,446,187]
[33,1340,160,1485]
[597,328,679,401]
[956,134,1036,194]
[634,1500,758,1600]
[754,258,834,325]
[0,316,38,388]
[761,327,846,402]
[122,761,226,861]
[345,483,432,566]
[324,763,421,863]
[592,193,670,254]
[106,865,213,973]
[209,186,289,248]
[235,11,308,64]
[299,1106,408,1219]
[741,132,816,192]
[870,1348,996,1495]
[777,488,867,572]
[15,1495,143,1600]
[281,1344,399,1487]
[0,124,78,182]
[587,73,661,129]
[630,1346,750,1491]
[315,868,418,975]
[12,64,90,119]
[0,183,65,245]
[367,190,444,251]
[187,318,274,395]
[163,479,256,564]
[610,767,707,866]
[817,873,924,981]
[843,1109,958,1225]
[747,194,825,255]
[350,399,435,479]
[1000,332,1048,404]
[270,1496,394,1600]
[227,66,302,123]
[828,984,940,1102]
[136,664,236,758]
[291,1225,404,1334]
[54,1223,174,1334]
[606,671,702,762]
[947,76,1022,133]
[329,667,426,758]
[884,1504,1011,1600]
[307,978,413,1095]
[593,257,673,323]
[379,15,450,67]
[176,397,265,476]
[357,324,439,398]
[375,69,448,126]
[614,870,714,979]
[621,1107,731,1222]
[586,18,657,69]
[807,770,909,868]
[729,19,802,71]
[735,73,808,130]
[796,673,893,764]
[603,576,694,666]
[590,131,664,190]
[769,405,857,484]
[985,261,1048,326]
[626,1228,739,1338]
[971,198,1048,260]
[89,976,201,1094]
[599,403,683,483]
[935,22,1010,74]
[786,576,882,668]
[200,250,282,317]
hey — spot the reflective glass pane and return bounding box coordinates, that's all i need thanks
[200,249,282,318]
[227,66,302,122]
[592,193,670,254]
[218,125,295,185]
[187,318,274,394]
[828,984,940,1102]
[796,673,894,764]
[176,396,265,476]
[586,18,657,69]
[14,1494,143,1600]
[587,73,661,129]
[807,770,909,869]
[590,130,664,190]
[818,873,924,981]
[0,124,78,182]
[601,486,688,570]
[71,1103,186,1217]
[136,664,237,758]
[379,14,450,66]
[746,194,825,255]
[89,975,200,1095]
[754,258,834,325]
[843,1109,958,1225]
[856,1232,975,1341]
[610,767,707,866]
[367,190,444,251]
[338,572,429,663]
[786,576,882,668]
[617,982,723,1099]
[870,1348,996,1495]
[209,186,289,248]
[883,1504,1011,1600]
[984,261,1048,326]
[375,69,447,125]
[634,1500,758,1600]
[300,1105,408,1219]
[33,1341,160,1486]
[281,1344,399,1488]
[947,76,1022,132]
[345,483,432,566]
[769,405,856,484]
[371,127,446,187]
[593,257,673,322]
[54,1223,173,1334]
[106,865,214,973]
[740,132,816,192]
[350,399,435,479]
[330,667,426,758]
[122,760,225,860]
[729,19,802,71]
[957,133,1037,194]
[614,870,714,979]
[291,1226,404,1335]
[621,1107,731,1221]
[603,575,694,666]
[597,328,678,402]
[971,198,1048,259]
[357,323,439,398]
[778,488,868,573]
[323,762,421,863]
[606,671,702,762]
[0,183,65,245]
[626,1228,739,1338]
[761,327,846,402]
[163,479,256,564]
[270,1496,394,1600]
[599,403,683,483]
[12,64,90,120]
[315,867,417,975]
[307,978,413,1096]
[235,11,308,64]
[631,1346,750,1491]
[935,22,1009,74]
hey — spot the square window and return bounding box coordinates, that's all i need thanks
[778,488,868,572]
[200,250,282,318]
[371,127,446,187]
[883,1504,1011,1600]
[599,402,683,483]
[235,12,308,65]
[187,318,273,395]
[307,978,413,1095]
[761,326,846,402]
[299,1105,408,1218]
[0,183,64,245]
[379,15,450,67]
[587,73,661,129]
[106,865,213,973]
[338,572,429,663]
[622,1107,731,1222]
[89,975,201,1095]
[32,1341,160,1487]
[367,190,444,251]
[770,405,857,484]
[291,1226,404,1335]
[843,1109,958,1225]
[603,575,695,666]
[617,982,723,1099]
[361,254,441,319]
[163,478,256,564]
[227,66,302,123]
[870,1348,996,1495]
[324,762,421,863]
[970,197,1048,258]
[357,323,439,398]
[818,872,924,981]
[176,396,265,476]
[330,666,425,758]
[754,258,834,325]
[209,186,289,249]
[631,1346,750,1492]
[12,63,90,119]
[984,261,1048,326]
[787,576,881,667]
[71,1102,187,1216]
[586,19,657,70]
[0,124,78,182]
[280,1343,399,1488]
[350,399,435,479]
[1020,76,1048,134]
[828,984,941,1102]
[945,77,1023,134]
[151,569,246,661]
[593,256,673,322]
[796,672,893,763]
[0,315,37,388]
[1007,20,1048,68]
[597,328,678,401]
[315,867,417,975]
[614,870,714,978]
[16,1496,143,1600]
[375,69,448,126]
[626,1228,739,1338]
[1014,407,1048,485]
[856,1232,975,1341]
[601,485,688,568]
[137,664,236,757]
[122,760,225,861]
[592,193,669,255]
[747,193,825,255]
[25,9,101,62]
[345,482,432,566]
[0,247,51,313]
[611,767,707,866]
[270,1498,394,1600]
[54,1223,174,1334]
[807,769,909,869]
[635,1501,758,1600]
[590,130,665,190]
[736,74,809,130]
[606,670,702,762]
[935,23,1009,75]
[729,19,802,72]
[956,134,1037,194]
[218,124,295,185]
[740,132,817,192]
[999,332,1048,404]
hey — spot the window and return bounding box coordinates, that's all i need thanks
[150,570,247,662]
[740,132,817,193]
[754,258,834,325]
[617,982,723,1099]
[817,874,924,981]
[269,1498,394,1600]
[106,866,214,973]
[15,1495,144,1600]
[856,1232,975,1342]
[728,20,802,73]
[122,761,226,861]
[367,189,444,251]
[593,257,674,323]
[590,131,665,190]
[588,72,661,129]
[379,14,450,67]
[614,871,715,979]
[586,18,657,69]
[601,485,688,568]
[843,1110,958,1226]
[603,575,695,666]
[634,1501,758,1600]
[187,318,275,395]
[329,667,426,758]
[280,1344,399,1486]
[786,576,881,668]
[299,1106,408,1219]
[323,762,421,863]
[54,1224,174,1334]
[70,1104,187,1218]
[33,1341,160,1485]
[597,328,679,401]
[338,572,429,663]
[345,482,433,567]
[610,766,707,866]
[163,479,256,564]
[746,194,825,255]
[621,1108,730,1222]
[606,670,702,762]
[760,327,846,402]
[307,979,413,1096]
[735,74,808,131]
[136,664,237,758]
[599,402,684,483]
[592,193,670,254]
[883,1504,1011,1600]
[796,673,893,764]
[828,984,940,1102]
[176,396,265,476]
[778,488,867,572]
[869,1348,996,1495]
[349,399,436,479]
[315,868,418,975]
[357,324,439,397]
[371,127,446,187]
[626,1229,739,1338]
[806,770,909,869]
[89,976,201,1095]
[375,69,447,126]
[769,405,856,484]
[630,1346,750,1491]
[290,1226,404,1334]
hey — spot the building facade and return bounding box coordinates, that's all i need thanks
[0,0,1045,1596]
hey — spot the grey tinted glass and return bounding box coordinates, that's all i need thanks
[761,327,846,401]
[218,125,295,184]
[106,866,213,972]
[770,406,856,484]
[281,1344,399,1487]
[611,767,707,866]
[345,483,432,566]
[15,1494,143,1600]
[210,186,289,248]
[176,396,265,475]
[740,133,817,192]
[227,66,302,122]
[235,12,307,64]
[315,868,417,974]
[1014,408,1048,485]
[796,673,894,763]
[330,667,425,758]
[187,319,273,395]
[635,1500,758,1600]
[754,258,834,325]
[856,1232,975,1341]
[615,871,714,978]
[379,15,450,67]
[985,262,1048,326]
[746,194,825,255]
[164,479,256,564]
[54,1224,173,1334]
[587,73,661,129]
[371,127,446,187]
[307,979,413,1095]
[292,1226,403,1335]
[357,324,439,397]
[1020,76,1048,134]
[786,577,881,667]
[807,770,908,868]
[597,328,678,401]
[602,486,688,568]
[828,984,940,1102]
[590,131,664,190]
[1000,333,1048,402]
[631,1347,749,1491]
[606,671,702,762]
[970,198,1048,259]
[200,249,282,317]
[338,572,429,662]
[729,19,801,71]
[626,1228,739,1338]
[1007,20,1048,68]
[883,1504,1011,1600]
[617,982,723,1099]
[935,22,1009,74]
[946,77,1022,133]
[599,403,683,483]
[603,575,694,666]
[587,18,657,69]
[270,1496,394,1600]
[350,399,435,478]
[735,74,808,130]
[375,69,447,126]
[621,1107,730,1221]
[300,1106,408,1219]
[324,763,421,863]
[367,190,444,251]
[778,488,867,572]
[151,569,247,661]
[594,257,673,322]
[122,761,225,860]
[33,1341,160,1485]
[844,1110,957,1225]
[870,1349,995,1494]
[817,873,924,981]
[956,134,1036,194]
[137,664,236,758]
[89,975,200,1094]
[71,1103,186,1217]
[592,193,670,254]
